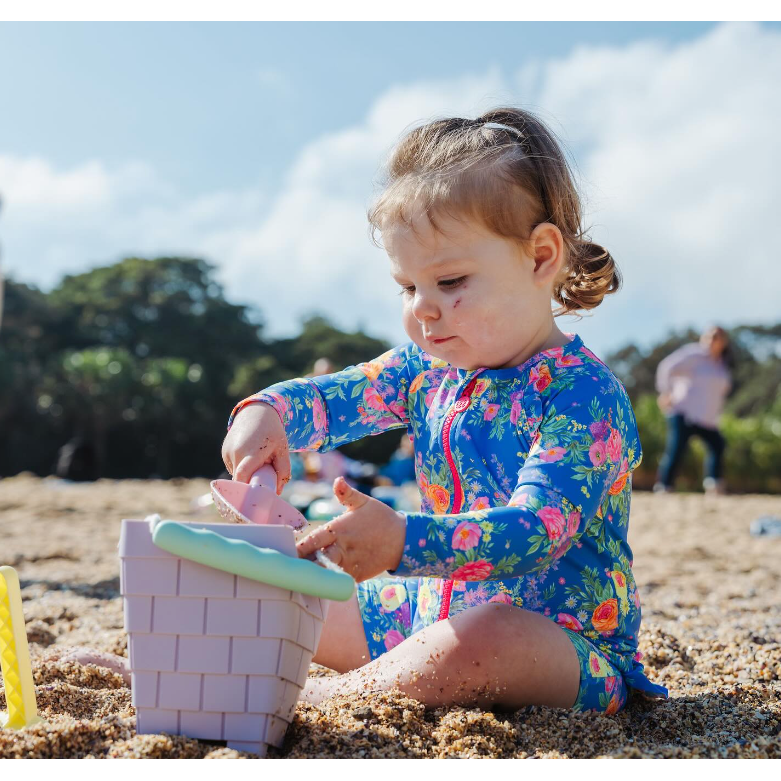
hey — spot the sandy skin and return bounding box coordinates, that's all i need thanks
[302,592,580,709]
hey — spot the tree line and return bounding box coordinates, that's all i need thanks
[1,256,778,491]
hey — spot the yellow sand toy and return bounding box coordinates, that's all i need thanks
[0,566,41,729]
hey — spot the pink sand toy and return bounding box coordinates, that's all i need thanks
[119,516,353,756]
[210,465,307,530]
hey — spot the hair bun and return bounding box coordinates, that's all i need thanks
[553,241,621,315]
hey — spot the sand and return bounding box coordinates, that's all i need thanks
[0,473,779,758]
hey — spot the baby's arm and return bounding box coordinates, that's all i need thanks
[228,343,413,452]
[389,377,641,581]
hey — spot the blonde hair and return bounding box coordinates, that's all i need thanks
[367,107,620,315]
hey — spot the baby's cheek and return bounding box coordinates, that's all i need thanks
[402,306,424,342]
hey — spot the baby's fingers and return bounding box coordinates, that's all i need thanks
[271,446,291,495]
[233,455,263,484]
[296,522,339,559]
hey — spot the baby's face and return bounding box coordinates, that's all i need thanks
[384,210,555,371]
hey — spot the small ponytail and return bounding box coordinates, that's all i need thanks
[553,240,621,316]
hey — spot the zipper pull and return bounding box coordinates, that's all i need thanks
[454,377,478,412]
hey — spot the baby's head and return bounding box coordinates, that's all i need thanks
[368,107,620,370]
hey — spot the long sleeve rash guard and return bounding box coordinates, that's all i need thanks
[228,333,666,697]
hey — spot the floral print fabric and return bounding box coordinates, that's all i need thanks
[356,575,629,713]
[229,333,668,703]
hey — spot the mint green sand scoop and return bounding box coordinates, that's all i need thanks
[151,521,354,602]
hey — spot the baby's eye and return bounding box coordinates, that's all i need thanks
[439,276,466,289]
[398,285,415,296]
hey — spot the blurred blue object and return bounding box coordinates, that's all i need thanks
[379,454,415,486]
[750,516,781,536]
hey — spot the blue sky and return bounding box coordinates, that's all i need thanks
[2,23,718,192]
[1,21,779,358]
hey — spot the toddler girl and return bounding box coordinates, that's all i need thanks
[223,107,668,713]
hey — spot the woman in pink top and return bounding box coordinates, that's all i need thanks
[654,326,733,495]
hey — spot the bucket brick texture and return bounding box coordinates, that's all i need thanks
[120,519,328,757]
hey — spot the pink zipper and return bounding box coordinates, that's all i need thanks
[437,374,481,621]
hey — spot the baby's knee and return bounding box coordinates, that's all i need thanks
[448,603,517,655]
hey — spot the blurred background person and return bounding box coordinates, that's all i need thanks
[654,326,733,495]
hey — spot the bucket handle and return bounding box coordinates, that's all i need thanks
[151,521,354,602]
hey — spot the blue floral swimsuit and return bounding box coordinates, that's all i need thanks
[229,333,668,713]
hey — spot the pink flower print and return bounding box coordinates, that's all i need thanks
[388,400,406,419]
[425,387,438,408]
[581,346,605,365]
[451,560,493,581]
[384,629,405,651]
[483,403,500,421]
[539,446,566,463]
[452,521,482,551]
[633,650,644,662]
[489,592,513,605]
[469,496,491,511]
[508,491,529,508]
[567,510,581,537]
[265,392,290,422]
[473,378,491,397]
[605,675,618,694]
[510,400,522,425]
[589,420,610,440]
[363,386,387,414]
[418,538,426,547]
[555,354,583,368]
[529,364,553,392]
[311,395,327,432]
[556,613,584,631]
[539,506,566,539]
[451,580,467,592]
[606,428,622,462]
[589,440,607,467]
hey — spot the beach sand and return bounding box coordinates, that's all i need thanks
[0,473,779,758]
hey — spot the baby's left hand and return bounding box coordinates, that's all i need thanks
[296,476,406,582]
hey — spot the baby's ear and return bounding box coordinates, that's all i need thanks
[528,223,565,279]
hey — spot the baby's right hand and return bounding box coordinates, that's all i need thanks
[221,402,291,494]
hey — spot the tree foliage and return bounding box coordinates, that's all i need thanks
[1,255,778,491]
[0,257,396,478]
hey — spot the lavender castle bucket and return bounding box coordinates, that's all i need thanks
[119,518,354,756]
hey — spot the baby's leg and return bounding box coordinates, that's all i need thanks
[44,647,131,684]
[302,603,580,710]
[311,592,371,672]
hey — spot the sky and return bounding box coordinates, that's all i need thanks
[1,21,779,360]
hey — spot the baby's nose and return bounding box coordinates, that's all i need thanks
[411,290,440,323]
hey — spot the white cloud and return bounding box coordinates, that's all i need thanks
[1,22,779,360]
[531,22,781,352]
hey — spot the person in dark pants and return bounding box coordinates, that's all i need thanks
[654,326,732,495]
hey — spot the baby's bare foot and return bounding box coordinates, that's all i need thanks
[45,646,131,684]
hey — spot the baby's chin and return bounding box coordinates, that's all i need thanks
[411,338,480,370]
